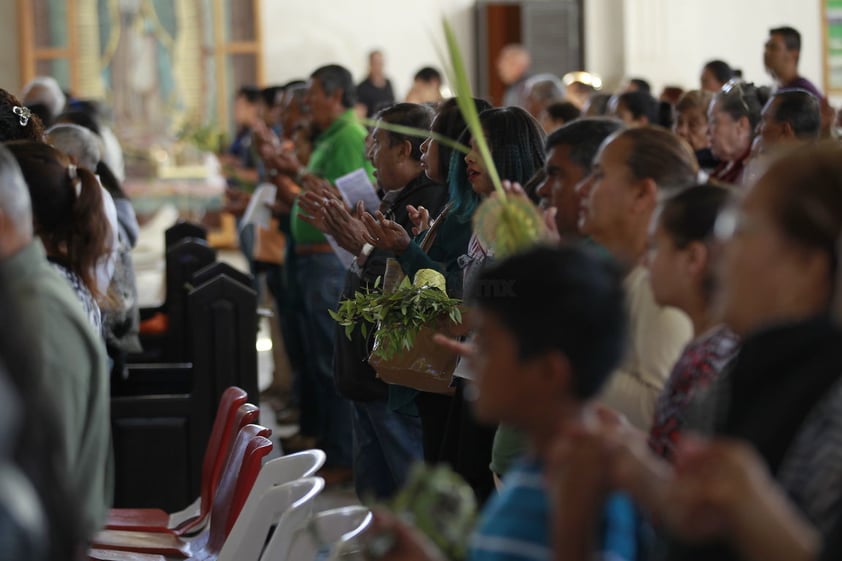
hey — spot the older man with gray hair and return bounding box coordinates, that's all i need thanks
[0,143,112,539]
[21,76,67,127]
[46,123,101,171]
[523,73,565,119]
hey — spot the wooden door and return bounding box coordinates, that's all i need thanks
[476,0,583,106]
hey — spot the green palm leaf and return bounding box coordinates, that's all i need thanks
[362,118,470,155]
[442,18,505,201]
[440,18,547,257]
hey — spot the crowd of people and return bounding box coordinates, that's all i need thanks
[1,20,842,561]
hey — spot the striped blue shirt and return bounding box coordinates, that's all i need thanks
[469,457,639,561]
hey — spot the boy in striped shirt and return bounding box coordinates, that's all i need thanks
[375,244,644,561]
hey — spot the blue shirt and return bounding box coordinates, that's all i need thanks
[469,457,640,561]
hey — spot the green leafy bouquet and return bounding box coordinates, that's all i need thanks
[330,268,462,360]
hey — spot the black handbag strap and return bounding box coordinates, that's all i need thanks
[419,203,452,254]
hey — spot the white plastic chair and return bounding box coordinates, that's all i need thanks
[284,506,373,561]
[258,480,364,561]
[217,477,324,561]
[213,449,326,561]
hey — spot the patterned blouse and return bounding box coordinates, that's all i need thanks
[50,262,102,336]
[459,233,491,291]
[648,325,739,461]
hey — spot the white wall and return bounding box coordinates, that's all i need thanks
[591,0,823,94]
[0,1,829,105]
[262,0,827,103]
[260,0,476,99]
[584,0,626,90]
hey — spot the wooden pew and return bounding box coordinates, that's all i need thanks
[164,221,207,249]
[192,261,253,292]
[110,273,259,511]
[134,238,216,363]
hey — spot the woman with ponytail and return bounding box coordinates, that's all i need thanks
[5,141,110,333]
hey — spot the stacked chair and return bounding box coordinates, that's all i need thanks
[90,385,339,561]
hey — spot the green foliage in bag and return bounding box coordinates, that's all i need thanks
[329,269,461,360]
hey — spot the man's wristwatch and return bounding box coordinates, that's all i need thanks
[355,242,375,266]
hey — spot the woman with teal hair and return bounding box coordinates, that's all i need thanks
[363,103,546,502]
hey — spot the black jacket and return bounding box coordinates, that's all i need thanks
[669,315,842,561]
[333,174,448,402]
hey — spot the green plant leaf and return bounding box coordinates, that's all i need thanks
[331,273,464,360]
[362,119,470,155]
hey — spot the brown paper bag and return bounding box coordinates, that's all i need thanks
[253,219,286,265]
[367,257,457,395]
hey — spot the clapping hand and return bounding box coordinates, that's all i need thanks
[252,120,281,152]
[299,173,337,194]
[406,204,431,236]
[499,179,529,199]
[361,211,412,254]
[297,190,333,232]
[323,199,369,255]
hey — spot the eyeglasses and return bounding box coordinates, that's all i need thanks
[719,79,751,116]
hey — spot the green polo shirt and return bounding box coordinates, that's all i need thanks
[290,109,374,244]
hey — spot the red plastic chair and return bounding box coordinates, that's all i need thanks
[174,402,261,534]
[106,402,261,535]
[189,435,275,560]
[90,424,272,558]
[104,388,256,534]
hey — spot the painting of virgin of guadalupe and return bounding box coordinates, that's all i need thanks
[96,0,205,149]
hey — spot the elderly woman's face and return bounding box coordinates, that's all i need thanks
[708,100,750,161]
[674,106,710,152]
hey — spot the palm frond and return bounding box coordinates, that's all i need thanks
[442,18,505,201]
[362,118,470,155]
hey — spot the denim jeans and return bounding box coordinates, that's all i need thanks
[352,399,423,500]
[237,222,259,292]
[296,252,352,467]
[266,260,306,410]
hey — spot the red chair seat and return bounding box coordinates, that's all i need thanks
[103,509,170,533]
[89,549,166,561]
[91,425,272,559]
[104,388,258,534]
